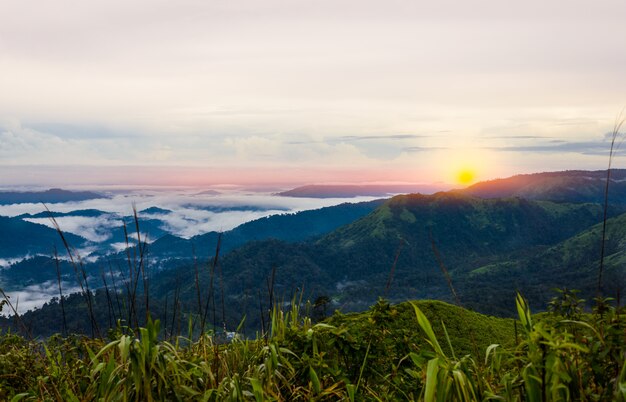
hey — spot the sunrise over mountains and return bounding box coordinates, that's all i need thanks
[1,1,625,400]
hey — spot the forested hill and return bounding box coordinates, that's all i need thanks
[147,199,385,257]
[461,210,626,311]
[146,192,619,326]
[0,216,87,258]
[462,169,626,204]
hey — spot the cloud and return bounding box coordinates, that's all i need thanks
[0,189,383,242]
[330,134,429,142]
[0,119,139,165]
[158,209,288,238]
[480,135,549,140]
[0,256,33,268]
[0,0,624,179]
[0,280,82,316]
[24,215,122,243]
[487,138,625,156]
[297,134,434,161]
[0,120,67,159]
[286,133,429,145]
[403,146,447,153]
[26,122,142,140]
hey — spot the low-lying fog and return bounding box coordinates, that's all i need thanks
[0,186,379,315]
[0,187,379,240]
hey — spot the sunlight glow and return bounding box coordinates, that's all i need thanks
[457,169,475,185]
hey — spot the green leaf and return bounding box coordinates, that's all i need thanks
[250,377,264,402]
[484,344,500,366]
[412,302,445,358]
[424,358,440,402]
[310,366,321,394]
[346,383,356,402]
[10,393,30,402]
[516,292,533,333]
[619,359,626,399]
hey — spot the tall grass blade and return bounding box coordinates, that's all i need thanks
[411,302,445,358]
[45,204,100,337]
[53,246,68,336]
[598,112,625,295]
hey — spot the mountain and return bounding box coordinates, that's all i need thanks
[462,169,626,204]
[147,199,385,258]
[18,209,109,219]
[277,184,448,198]
[462,211,626,314]
[0,255,76,288]
[0,215,88,258]
[139,207,173,215]
[148,192,616,322]
[194,190,221,196]
[0,188,106,205]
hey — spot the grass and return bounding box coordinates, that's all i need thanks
[0,293,624,401]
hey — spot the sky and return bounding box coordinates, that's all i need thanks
[1,0,625,187]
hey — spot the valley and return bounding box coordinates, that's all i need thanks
[2,170,625,336]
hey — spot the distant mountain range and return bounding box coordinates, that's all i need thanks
[277,184,448,198]
[17,209,109,219]
[139,207,173,215]
[0,188,107,205]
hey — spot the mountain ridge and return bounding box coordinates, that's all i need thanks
[462,169,626,204]
[0,188,107,205]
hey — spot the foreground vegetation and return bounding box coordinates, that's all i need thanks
[1,291,625,401]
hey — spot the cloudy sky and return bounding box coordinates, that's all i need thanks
[1,0,625,187]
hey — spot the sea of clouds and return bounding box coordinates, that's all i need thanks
[0,188,379,241]
[0,188,379,314]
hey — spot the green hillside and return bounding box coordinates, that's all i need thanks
[146,199,383,258]
[316,193,611,278]
[327,299,515,357]
[463,169,626,204]
[141,192,617,330]
[462,211,626,313]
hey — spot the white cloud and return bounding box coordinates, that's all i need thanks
[24,215,121,243]
[0,280,82,316]
[0,189,382,241]
[0,120,68,160]
[0,0,624,181]
[0,256,32,268]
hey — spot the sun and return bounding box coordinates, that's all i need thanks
[457,169,475,185]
